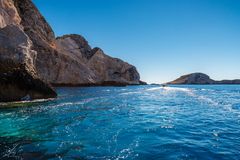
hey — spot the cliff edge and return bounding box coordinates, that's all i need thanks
[14,0,143,86]
[0,0,57,102]
[0,0,144,102]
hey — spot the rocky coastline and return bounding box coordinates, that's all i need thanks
[0,0,144,102]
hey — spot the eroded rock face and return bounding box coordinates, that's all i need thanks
[0,0,143,102]
[13,0,143,86]
[13,0,55,46]
[13,0,59,82]
[0,25,56,102]
[13,0,97,85]
[88,48,140,85]
[55,35,141,85]
[0,0,56,102]
[0,0,21,28]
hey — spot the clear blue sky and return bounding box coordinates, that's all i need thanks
[33,0,240,83]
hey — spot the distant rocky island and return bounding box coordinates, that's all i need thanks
[0,0,145,102]
[168,73,240,85]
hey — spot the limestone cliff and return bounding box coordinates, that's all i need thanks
[0,0,143,102]
[13,0,143,86]
[55,35,141,86]
[0,0,56,102]
[0,0,21,28]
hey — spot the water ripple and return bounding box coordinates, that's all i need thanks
[0,85,240,159]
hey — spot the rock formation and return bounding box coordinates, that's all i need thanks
[216,79,240,84]
[168,73,215,84]
[13,0,143,86]
[168,73,240,85]
[0,0,56,102]
[0,0,21,28]
[55,35,141,86]
[0,0,143,102]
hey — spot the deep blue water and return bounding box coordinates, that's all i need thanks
[0,85,240,160]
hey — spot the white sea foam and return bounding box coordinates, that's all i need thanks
[146,87,162,91]
[196,95,219,106]
[146,86,222,106]
[162,87,191,92]
[54,97,98,108]
[120,91,141,95]
[0,98,55,107]
[147,86,191,92]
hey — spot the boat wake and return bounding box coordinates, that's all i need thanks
[146,86,192,93]
[146,86,224,108]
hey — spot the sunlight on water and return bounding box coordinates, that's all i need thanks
[0,85,240,159]
[146,86,191,92]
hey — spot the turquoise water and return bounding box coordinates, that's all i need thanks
[0,85,240,160]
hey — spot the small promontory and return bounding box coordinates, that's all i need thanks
[168,73,240,85]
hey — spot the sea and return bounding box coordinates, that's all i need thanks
[0,85,240,160]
